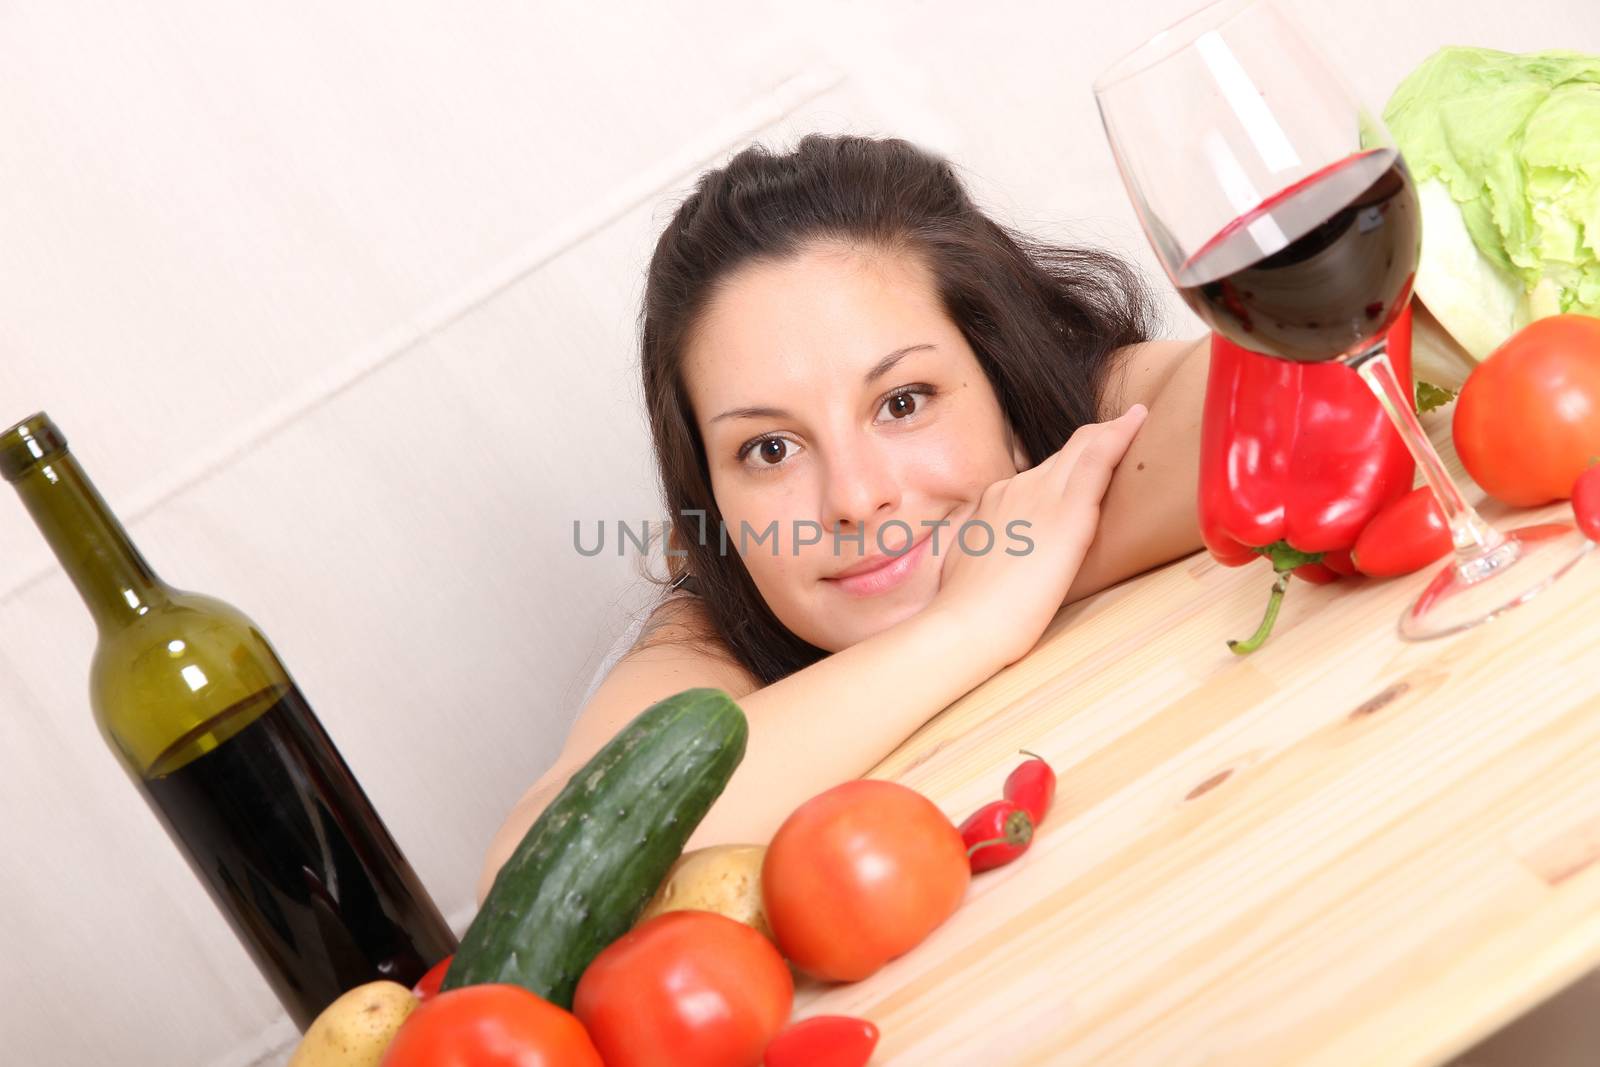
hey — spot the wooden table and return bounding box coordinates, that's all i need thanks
[796,326,1600,1066]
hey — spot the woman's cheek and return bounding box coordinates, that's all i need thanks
[749,548,834,647]
[721,495,805,589]
[895,414,1004,489]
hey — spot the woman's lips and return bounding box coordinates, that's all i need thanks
[823,533,933,597]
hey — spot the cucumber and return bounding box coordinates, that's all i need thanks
[442,687,748,1007]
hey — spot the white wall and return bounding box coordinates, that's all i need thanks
[1,2,1594,1063]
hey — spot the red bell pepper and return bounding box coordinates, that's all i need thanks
[1200,303,1417,653]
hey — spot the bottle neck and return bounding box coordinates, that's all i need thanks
[8,444,170,632]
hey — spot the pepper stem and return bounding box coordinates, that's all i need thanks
[965,809,1034,857]
[1227,571,1290,655]
[1225,540,1323,656]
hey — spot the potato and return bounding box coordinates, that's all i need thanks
[637,844,773,942]
[287,980,416,1067]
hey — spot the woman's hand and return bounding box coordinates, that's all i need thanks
[928,405,1148,666]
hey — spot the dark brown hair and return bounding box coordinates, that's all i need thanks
[638,133,1156,685]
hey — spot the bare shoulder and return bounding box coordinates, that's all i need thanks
[475,594,759,904]
[564,596,759,753]
[629,595,754,679]
[631,594,727,654]
[1100,335,1209,419]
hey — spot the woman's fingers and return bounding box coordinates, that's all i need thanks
[937,406,1146,573]
[925,405,1150,667]
[1034,404,1147,499]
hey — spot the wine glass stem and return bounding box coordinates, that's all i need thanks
[1349,342,1505,559]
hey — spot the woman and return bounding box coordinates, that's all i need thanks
[479,133,1209,901]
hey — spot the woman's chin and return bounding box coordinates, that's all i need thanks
[806,574,940,651]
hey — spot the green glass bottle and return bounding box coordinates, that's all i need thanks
[1,413,457,1030]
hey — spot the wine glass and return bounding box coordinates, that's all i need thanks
[1093,0,1592,640]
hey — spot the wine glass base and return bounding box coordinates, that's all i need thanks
[1399,523,1595,641]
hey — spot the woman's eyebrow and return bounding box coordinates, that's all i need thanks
[708,343,938,424]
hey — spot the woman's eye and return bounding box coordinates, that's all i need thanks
[738,435,796,469]
[878,386,934,421]
[886,392,915,418]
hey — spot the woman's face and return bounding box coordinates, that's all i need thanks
[684,242,1027,653]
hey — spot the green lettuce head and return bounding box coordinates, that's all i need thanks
[1384,47,1600,359]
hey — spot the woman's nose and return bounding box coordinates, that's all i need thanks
[819,437,902,536]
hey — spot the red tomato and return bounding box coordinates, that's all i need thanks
[380,984,602,1067]
[1351,485,1453,577]
[762,779,970,982]
[1574,463,1600,540]
[763,1015,880,1067]
[573,910,792,1067]
[412,953,453,1001]
[1453,315,1600,506]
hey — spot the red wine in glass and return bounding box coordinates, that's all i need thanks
[1176,148,1419,363]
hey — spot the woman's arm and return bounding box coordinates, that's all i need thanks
[686,605,1009,847]
[477,598,1007,904]
[1065,336,1210,601]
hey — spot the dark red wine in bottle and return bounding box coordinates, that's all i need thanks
[1176,148,1421,362]
[1,413,458,1031]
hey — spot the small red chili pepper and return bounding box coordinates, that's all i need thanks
[1321,548,1357,577]
[412,953,453,1001]
[1290,561,1340,585]
[1351,485,1453,578]
[960,799,1034,873]
[1574,462,1600,541]
[763,1015,880,1067]
[1003,752,1056,826]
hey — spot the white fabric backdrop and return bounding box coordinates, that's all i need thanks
[1,2,1595,1063]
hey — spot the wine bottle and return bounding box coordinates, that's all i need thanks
[1,412,458,1030]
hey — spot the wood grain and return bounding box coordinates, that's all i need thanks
[791,399,1600,1065]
